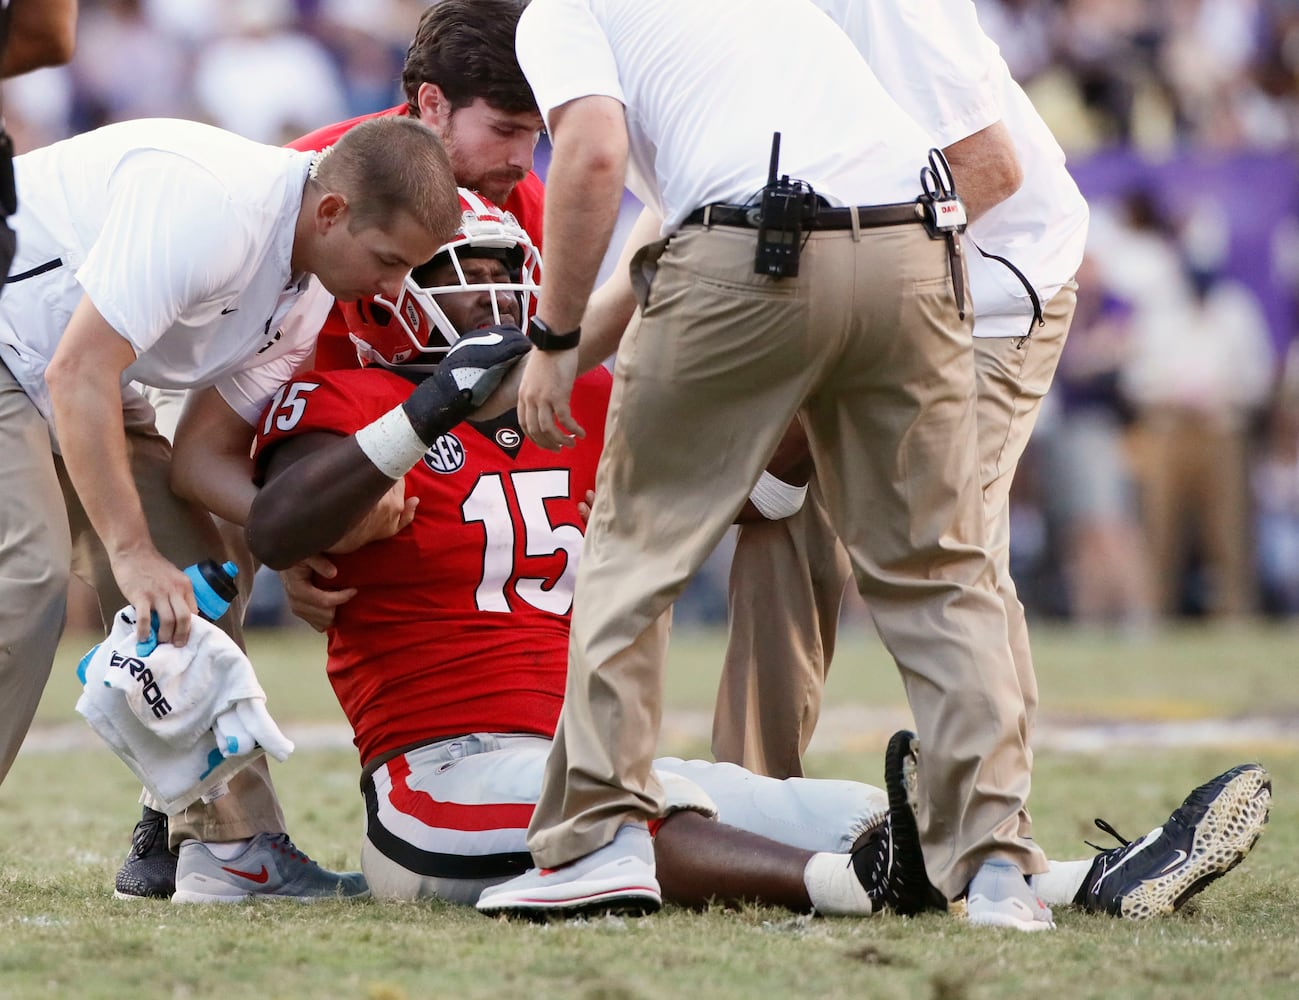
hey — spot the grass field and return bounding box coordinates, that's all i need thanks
[2,622,1296,1000]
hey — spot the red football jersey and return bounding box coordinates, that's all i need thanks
[286,106,546,371]
[253,366,610,765]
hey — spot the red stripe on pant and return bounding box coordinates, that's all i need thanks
[386,753,537,832]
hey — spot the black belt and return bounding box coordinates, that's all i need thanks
[684,201,923,231]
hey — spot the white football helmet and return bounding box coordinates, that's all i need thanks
[344,188,540,370]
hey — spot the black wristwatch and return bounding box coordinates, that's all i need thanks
[528,317,581,352]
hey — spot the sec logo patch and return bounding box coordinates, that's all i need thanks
[422,432,465,474]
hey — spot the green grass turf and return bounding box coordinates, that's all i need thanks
[2,622,1295,1000]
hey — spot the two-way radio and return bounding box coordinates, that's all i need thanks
[754,133,818,278]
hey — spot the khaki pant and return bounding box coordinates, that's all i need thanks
[1133,410,1256,618]
[714,284,1078,799]
[0,362,282,844]
[527,224,1046,899]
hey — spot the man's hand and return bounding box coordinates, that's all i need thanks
[403,325,532,442]
[517,348,583,451]
[327,480,419,554]
[116,547,199,647]
[280,556,357,632]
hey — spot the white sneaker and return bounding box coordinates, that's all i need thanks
[476,825,661,919]
[967,860,1055,932]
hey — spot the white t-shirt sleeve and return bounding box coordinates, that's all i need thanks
[76,150,250,355]
[516,0,625,126]
[214,278,334,424]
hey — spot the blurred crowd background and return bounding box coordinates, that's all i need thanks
[14,0,1299,632]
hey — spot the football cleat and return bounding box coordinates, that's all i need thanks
[1073,762,1271,919]
[172,832,369,903]
[475,824,661,920]
[863,729,946,915]
[114,806,177,900]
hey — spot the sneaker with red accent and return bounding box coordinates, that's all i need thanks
[171,832,369,903]
[475,824,661,919]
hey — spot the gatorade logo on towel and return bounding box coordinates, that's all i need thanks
[108,650,174,720]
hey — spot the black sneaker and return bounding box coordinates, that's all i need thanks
[114,806,177,900]
[1073,763,1271,919]
[849,730,947,916]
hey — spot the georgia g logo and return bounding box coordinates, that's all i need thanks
[422,432,466,474]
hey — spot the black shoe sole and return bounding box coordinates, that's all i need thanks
[883,729,945,915]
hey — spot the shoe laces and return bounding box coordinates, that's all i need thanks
[267,834,313,866]
[1084,817,1131,855]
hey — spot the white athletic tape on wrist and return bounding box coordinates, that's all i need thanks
[748,471,809,520]
[353,406,429,480]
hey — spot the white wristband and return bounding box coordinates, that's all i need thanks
[353,406,429,479]
[748,470,808,520]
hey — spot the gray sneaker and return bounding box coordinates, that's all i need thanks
[172,833,369,904]
[476,824,661,920]
[966,860,1055,931]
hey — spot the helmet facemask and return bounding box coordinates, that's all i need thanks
[347,188,541,373]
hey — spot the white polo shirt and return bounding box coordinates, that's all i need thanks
[516,0,939,232]
[0,118,328,433]
[811,0,1089,338]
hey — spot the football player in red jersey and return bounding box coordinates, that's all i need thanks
[245,190,938,916]
[287,0,544,373]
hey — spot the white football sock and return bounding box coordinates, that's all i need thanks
[803,851,875,916]
[1030,859,1093,905]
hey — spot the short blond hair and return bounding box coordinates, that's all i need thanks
[315,116,461,247]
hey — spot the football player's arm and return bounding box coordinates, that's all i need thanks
[45,294,196,646]
[736,417,814,524]
[517,95,628,451]
[248,430,410,571]
[3,0,77,77]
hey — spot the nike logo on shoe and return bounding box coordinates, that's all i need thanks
[1155,850,1189,875]
[221,864,270,884]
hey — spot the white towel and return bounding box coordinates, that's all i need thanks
[75,608,294,813]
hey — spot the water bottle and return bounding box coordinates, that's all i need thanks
[136,559,239,656]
